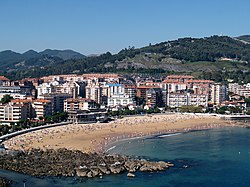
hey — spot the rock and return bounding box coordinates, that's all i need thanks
[182,165,189,168]
[90,166,101,177]
[109,165,125,174]
[87,171,93,178]
[75,169,88,177]
[0,148,173,179]
[166,162,174,167]
[139,165,152,172]
[124,161,139,173]
[98,165,110,174]
[0,177,12,187]
[127,172,135,177]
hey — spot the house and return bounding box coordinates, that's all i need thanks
[67,109,108,124]
[64,98,99,112]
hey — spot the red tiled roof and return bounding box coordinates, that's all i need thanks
[33,99,51,103]
[82,73,120,78]
[12,99,51,103]
[66,98,94,102]
[187,80,214,83]
[136,85,161,89]
[0,76,10,81]
[124,85,136,88]
[11,99,32,103]
[167,75,194,79]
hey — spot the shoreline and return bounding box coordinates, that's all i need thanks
[3,113,237,153]
[101,123,230,153]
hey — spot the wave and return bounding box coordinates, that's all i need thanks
[105,146,116,152]
[158,133,182,138]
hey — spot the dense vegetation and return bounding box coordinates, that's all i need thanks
[1,35,250,83]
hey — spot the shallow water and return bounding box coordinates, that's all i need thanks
[1,127,250,187]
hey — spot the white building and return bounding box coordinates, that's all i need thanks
[107,94,134,107]
[167,93,208,108]
[64,98,98,112]
[105,83,134,107]
[228,83,250,98]
[211,84,227,105]
[37,83,55,97]
[0,103,29,123]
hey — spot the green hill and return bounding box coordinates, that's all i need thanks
[236,35,250,43]
[2,35,250,83]
[0,49,85,72]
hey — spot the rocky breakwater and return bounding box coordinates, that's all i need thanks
[0,148,174,178]
[0,177,12,187]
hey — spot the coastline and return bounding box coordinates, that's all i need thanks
[3,113,235,153]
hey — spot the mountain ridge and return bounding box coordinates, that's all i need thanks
[1,35,250,83]
[0,49,86,72]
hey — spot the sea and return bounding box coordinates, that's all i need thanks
[1,126,250,187]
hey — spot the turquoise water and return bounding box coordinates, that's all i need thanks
[1,127,250,187]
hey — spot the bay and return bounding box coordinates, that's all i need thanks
[1,127,250,187]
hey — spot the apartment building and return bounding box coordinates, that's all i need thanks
[0,76,11,86]
[228,83,250,98]
[146,88,164,107]
[167,93,208,108]
[85,84,103,104]
[64,98,99,112]
[107,94,134,107]
[186,80,214,95]
[211,84,227,105]
[106,84,134,107]
[39,93,71,113]
[32,99,52,119]
[37,83,56,97]
[11,99,52,119]
[124,84,136,100]
[0,102,29,123]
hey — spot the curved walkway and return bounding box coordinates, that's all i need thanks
[0,122,70,142]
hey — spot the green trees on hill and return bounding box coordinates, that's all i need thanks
[2,35,250,82]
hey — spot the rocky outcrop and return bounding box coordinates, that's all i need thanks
[0,177,12,187]
[0,148,174,178]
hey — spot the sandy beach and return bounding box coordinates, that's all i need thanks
[4,113,233,153]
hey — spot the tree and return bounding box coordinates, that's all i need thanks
[0,95,13,104]
[38,116,44,121]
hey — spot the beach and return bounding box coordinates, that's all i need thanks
[4,113,233,153]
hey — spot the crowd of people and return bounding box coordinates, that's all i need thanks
[3,114,232,153]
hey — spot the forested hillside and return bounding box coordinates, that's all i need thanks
[1,35,250,83]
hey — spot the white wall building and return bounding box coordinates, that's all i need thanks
[37,83,55,97]
[107,94,134,107]
[211,84,227,105]
[167,93,208,108]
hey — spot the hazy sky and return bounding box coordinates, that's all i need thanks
[0,0,249,55]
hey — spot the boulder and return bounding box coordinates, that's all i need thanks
[98,165,109,174]
[127,172,136,177]
[166,162,174,167]
[109,165,125,174]
[87,171,93,178]
[90,166,101,177]
[124,161,139,173]
[75,169,88,177]
[139,165,152,172]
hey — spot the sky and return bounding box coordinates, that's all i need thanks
[0,0,249,55]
